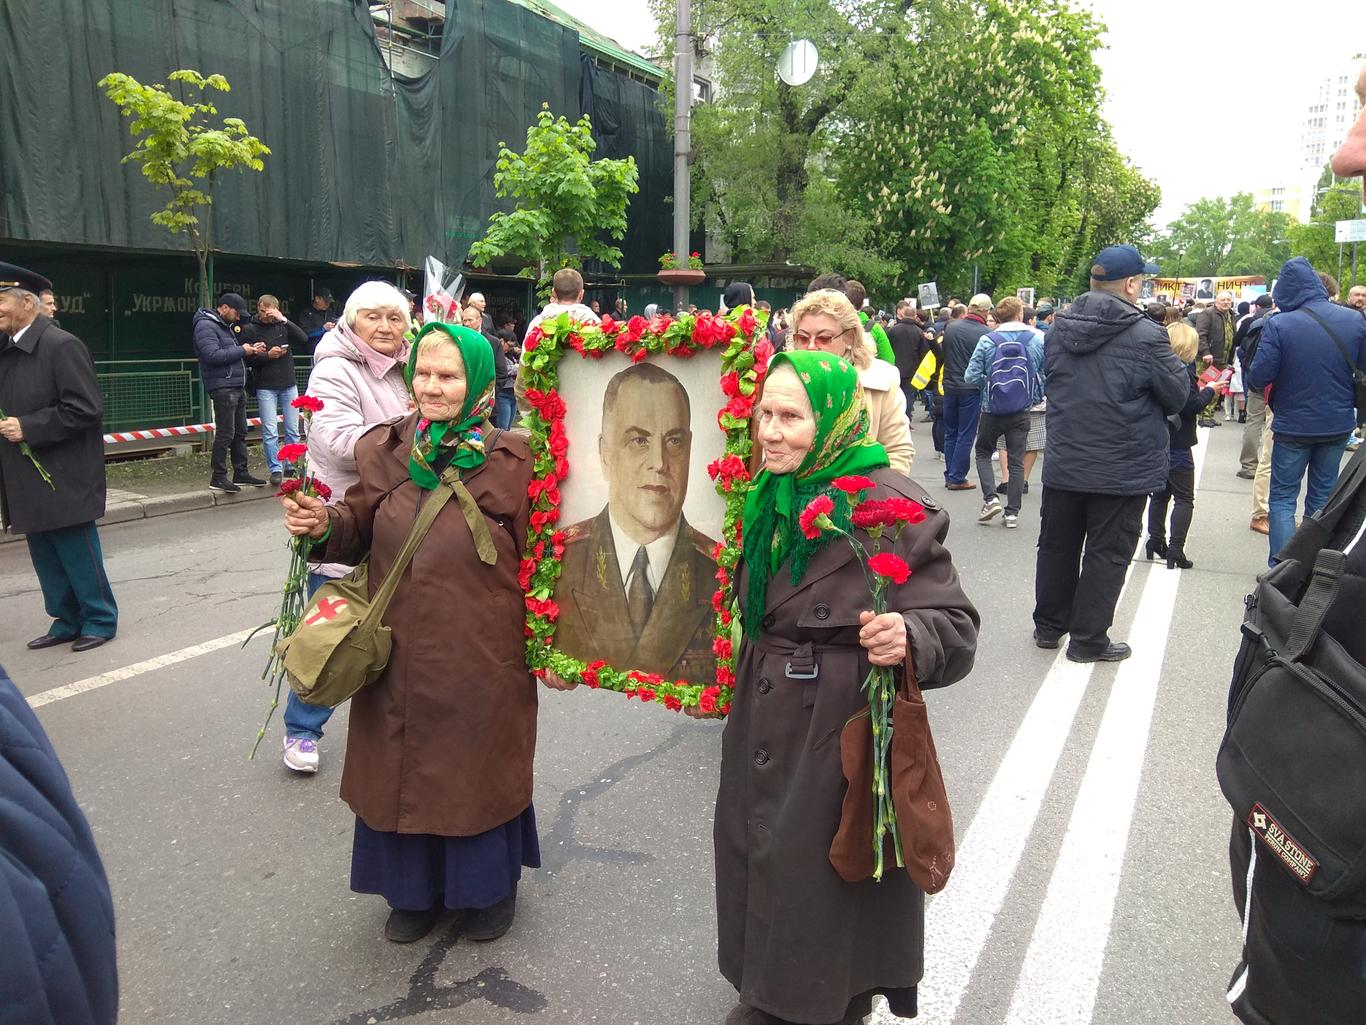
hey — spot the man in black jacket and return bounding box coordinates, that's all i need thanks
[0,263,119,653]
[887,299,928,416]
[241,294,308,486]
[191,292,267,493]
[940,294,993,489]
[295,287,336,351]
[1236,293,1274,481]
[1032,245,1188,662]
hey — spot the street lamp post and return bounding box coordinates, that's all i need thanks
[672,0,693,313]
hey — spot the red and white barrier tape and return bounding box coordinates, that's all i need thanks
[103,417,264,445]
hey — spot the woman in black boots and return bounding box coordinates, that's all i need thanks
[1145,321,1223,569]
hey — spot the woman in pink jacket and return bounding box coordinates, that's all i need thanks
[281,280,414,774]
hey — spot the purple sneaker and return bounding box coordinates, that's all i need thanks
[283,737,319,774]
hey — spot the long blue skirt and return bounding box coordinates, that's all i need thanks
[350,804,540,912]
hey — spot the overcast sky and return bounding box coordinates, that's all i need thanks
[555,0,1362,227]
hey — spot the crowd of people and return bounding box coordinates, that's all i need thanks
[0,50,1363,1025]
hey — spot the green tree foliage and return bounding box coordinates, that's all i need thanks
[1286,175,1366,286]
[1148,194,1293,281]
[469,106,640,299]
[99,70,270,307]
[650,0,1157,303]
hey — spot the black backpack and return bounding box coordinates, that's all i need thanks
[1217,445,1366,918]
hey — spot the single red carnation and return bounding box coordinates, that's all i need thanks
[698,686,720,714]
[291,395,324,413]
[277,443,309,464]
[711,589,725,612]
[524,327,544,351]
[636,687,657,704]
[799,494,835,540]
[832,475,875,495]
[868,552,912,585]
[598,315,617,336]
[884,497,927,525]
[851,499,893,529]
[713,637,733,660]
[663,694,683,712]
[274,478,304,498]
[738,308,757,337]
[518,559,536,590]
[310,481,333,502]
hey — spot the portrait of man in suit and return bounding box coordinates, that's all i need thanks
[553,362,718,684]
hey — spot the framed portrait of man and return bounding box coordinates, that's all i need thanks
[552,355,725,685]
[518,309,768,715]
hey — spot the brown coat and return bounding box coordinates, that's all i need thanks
[317,415,536,837]
[714,469,979,1024]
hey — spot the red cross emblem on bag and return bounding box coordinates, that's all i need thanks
[305,597,349,626]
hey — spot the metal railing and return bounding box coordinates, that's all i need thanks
[96,357,317,448]
[96,357,317,433]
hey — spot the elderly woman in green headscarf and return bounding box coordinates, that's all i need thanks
[713,350,979,1025]
[282,322,541,946]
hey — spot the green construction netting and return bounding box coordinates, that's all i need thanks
[0,0,670,274]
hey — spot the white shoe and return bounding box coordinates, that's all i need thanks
[1003,513,1018,529]
[978,498,1002,523]
[283,737,319,774]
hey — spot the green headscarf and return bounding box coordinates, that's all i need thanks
[741,350,889,634]
[405,322,497,489]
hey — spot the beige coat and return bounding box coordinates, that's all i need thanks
[859,357,914,475]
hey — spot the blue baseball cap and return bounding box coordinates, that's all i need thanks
[1091,245,1158,281]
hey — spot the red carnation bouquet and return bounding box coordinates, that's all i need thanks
[800,476,926,880]
[249,394,333,756]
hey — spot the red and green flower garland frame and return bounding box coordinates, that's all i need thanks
[519,307,773,717]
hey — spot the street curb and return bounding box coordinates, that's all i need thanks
[0,485,276,545]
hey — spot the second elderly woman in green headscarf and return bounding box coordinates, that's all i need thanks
[712,349,979,1025]
[282,322,541,947]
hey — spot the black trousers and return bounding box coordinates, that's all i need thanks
[1033,487,1144,654]
[209,387,249,480]
[931,391,945,454]
[975,410,1029,513]
[1147,466,1195,546]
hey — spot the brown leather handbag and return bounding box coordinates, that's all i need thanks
[829,662,955,893]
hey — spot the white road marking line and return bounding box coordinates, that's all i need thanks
[916,643,1103,1021]
[27,628,259,708]
[1001,432,1212,1025]
[1002,562,1177,1024]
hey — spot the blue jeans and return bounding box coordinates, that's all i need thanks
[496,389,517,430]
[256,385,300,473]
[283,572,335,741]
[1267,435,1348,564]
[942,391,981,484]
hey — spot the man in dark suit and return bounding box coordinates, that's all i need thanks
[553,362,718,684]
[0,263,118,652]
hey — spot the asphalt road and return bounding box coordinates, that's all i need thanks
[3,420,1288,1025]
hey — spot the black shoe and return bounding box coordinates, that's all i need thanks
[1236,469,1255,480]
[1197,418,1217,428]
[209,478,241,494]
[71,635,113,652]
[1166,545,1193,570]
[464,892,516,942]
[1033,629,1061,650]
[1144,536,1168,561]
[1239,411,1247,423]
[233,473,268,488]
[269,471,283,486]
[996,481,1008,495]
[384,905,441,944]
[1066,642,1132,663]
[1023,481,1029,494]
[28,633,76,650]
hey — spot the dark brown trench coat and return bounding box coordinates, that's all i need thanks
[316,414,536,837]
[715,469,979,1025]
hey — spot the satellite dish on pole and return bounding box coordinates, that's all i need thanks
[777,39,819,86]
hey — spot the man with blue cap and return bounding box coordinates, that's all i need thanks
[0,261,118,652]
[1031,245,1187,663]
